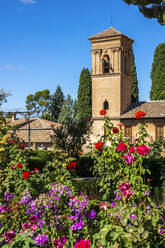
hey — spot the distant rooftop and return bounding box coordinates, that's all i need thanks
[89,26,133,41]
[121,101,165,119]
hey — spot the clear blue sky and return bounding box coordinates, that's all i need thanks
[0,0,165,111]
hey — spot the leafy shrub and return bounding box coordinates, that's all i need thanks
[75,156,94,177]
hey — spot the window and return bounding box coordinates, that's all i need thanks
[156,126,163,139]
[103,100,109,110]
[102,54,110,73]
[125,126,132,142]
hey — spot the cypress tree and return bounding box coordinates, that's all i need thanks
[131,50,139,103]
[51,85,64,121]
[77,68,92,120]
[150,43,165,100]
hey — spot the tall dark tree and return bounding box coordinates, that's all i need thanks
[150,43,165,100]
[131,50,139,103]
[51,85,64,122]
[122,0,165,25]
[77,68,92,120]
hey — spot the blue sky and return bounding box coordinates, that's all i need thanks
[0,0,165,111]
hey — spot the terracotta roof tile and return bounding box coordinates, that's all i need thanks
[89,26,133,41]
[120,101,165,119]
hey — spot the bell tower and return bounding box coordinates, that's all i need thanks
[89,27,134,120]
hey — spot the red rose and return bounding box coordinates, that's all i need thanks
[17,163,23,169]
[116,143,127,152]
[99,109,107,116]
[136,145,150,156]
[129,146,135,154]
[66,164,71,170]
[19,143,25,149]
[135,111,146,119]
[22,171,30,180]
[70,161,77,169]
[112,127,119,133]
[11,139,16,144]
[95,141,103,151]
[34,168,40,173]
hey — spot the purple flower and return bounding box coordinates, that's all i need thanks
[70,220,84,230]
[88,210,97,219]
[130,214,136,220]
[146,206,150,210]
[34,234,48,246]
[3,192,14,202]
[111,202,115,208]
[160,228,163,234]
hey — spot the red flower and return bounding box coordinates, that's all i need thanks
[112,127,119,133]
[70,161,77,169]
[22,171,30,180]
[34,168,40,173]
[99,109,107,116]
[66,164,71,170]
[11,139,16,144]
[95,141,103,151]
[129,146,135,154]
[19,143,25,149]
[136,145,150,156]
[116,143,127,152]
[135,111,146,119]
[74,239,90,248]
[17,163,23,169]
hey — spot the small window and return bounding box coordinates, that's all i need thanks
[156,126,163,140]
[103,100,109,110]
[102,54,110,73]
[125,126,132,142]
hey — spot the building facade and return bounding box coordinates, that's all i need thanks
[88,27,165,145]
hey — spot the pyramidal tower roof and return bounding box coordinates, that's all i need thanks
[89,26,133,41]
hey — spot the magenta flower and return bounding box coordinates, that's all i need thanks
[136,145,150,156]
[74,239,90,248]
[116,143,127,152]
[4,230,15,244]
[129,146,135,154]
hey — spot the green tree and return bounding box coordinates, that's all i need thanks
[131,50,139,103]
[26,89,51,118]
[150,43,165,100]
[0,89,10,107]
[51,85,64,122]
[122,0,165,25]
[77,68,92,121]
[58,95,77,124]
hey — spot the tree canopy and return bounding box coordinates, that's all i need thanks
[0,89,10,107]
[122,0,165,25]
[77,68,92,120]
[26,89,51,119]
[150,43,165,100]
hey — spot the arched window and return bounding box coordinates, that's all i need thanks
[103,100,109,110]
[102,54,110,73]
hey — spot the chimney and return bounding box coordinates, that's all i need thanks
[11,113,16,122]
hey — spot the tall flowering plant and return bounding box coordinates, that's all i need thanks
[91,110,165,247]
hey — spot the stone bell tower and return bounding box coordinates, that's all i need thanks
[88,26,134,138]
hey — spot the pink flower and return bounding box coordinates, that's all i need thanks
[116,143,127,152]
[22,223,30,230]
[136,145,150,156]
[31,224,37,231]
[123,153,136,164]
[29,215,37,223]
[99,202,109,210]
[4,230,15,244]
[74,239,90,248]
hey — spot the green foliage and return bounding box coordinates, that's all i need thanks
[77,68,92,120]
[0,89,10,107]
[131,50,139,103]
[122,0,165,25]
[150,43,165,100]
[52,117,91,158]
[50,85,65,122]
[26,89,51,119]
[57,95,77,124]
